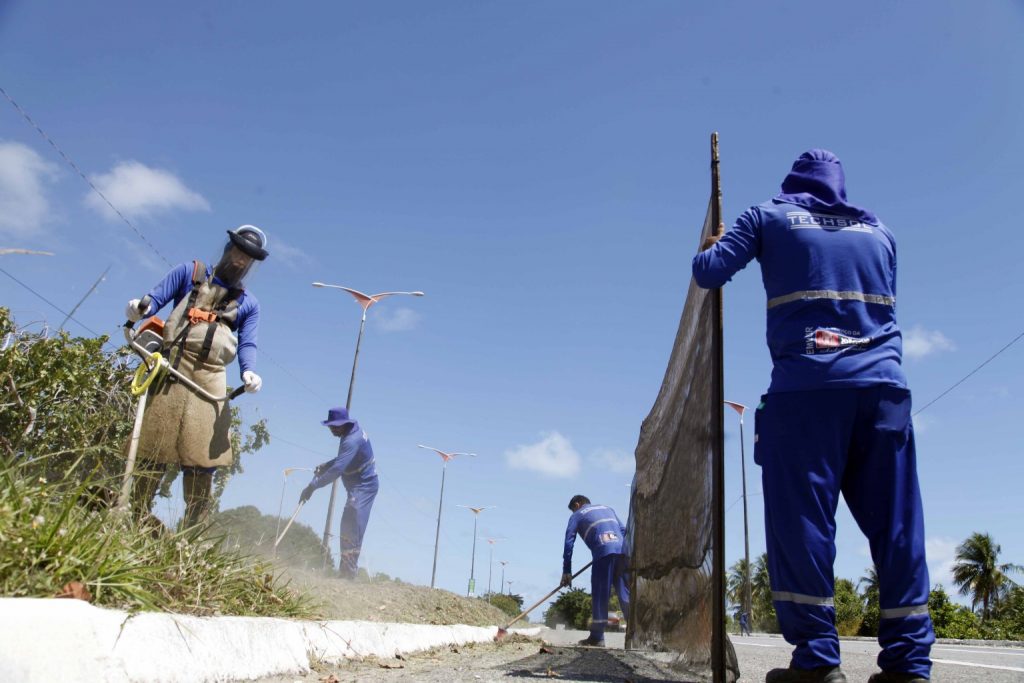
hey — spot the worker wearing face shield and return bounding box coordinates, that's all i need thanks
[124,225,269,528]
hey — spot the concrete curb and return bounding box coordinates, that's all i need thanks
[0,598,541,682]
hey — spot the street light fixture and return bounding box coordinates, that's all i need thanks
[418,445,476,588]
[457,504,495,597]
[312,282,424,565]
[725,400,752,621]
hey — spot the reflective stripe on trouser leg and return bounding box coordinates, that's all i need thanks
[757,390,859,669]
[339,475,379,575]
[589,553,615,640]
[843,386,934,679]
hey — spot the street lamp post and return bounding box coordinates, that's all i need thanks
[312,283,424,566]
[457,505,495,597]
[418,445,476,588]
[499,560,509,594]
[485,538,505,595]
[725,400,752,620]
[275,467,313,556]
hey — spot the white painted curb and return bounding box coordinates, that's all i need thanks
[0,598,541,682]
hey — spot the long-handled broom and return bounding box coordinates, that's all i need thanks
[494,560,593,641]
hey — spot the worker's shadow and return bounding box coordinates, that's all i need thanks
[502,646,700,682]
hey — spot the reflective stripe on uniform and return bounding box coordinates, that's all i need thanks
[583,518,619,541]
[880,604,929,619]
[767,289,896,310]
[772,591,834,607]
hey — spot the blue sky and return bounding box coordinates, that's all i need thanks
[2,1,1023,612]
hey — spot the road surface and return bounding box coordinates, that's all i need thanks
[263,629,1024,682]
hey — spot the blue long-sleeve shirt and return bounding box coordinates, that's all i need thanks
[692,200,906,394]
[145,262,260,378]
[307,422,377,491]
[563,504,627,574]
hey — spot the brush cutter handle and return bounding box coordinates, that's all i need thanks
[123,322,244,403]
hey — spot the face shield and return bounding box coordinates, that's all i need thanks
[212,225,268,288]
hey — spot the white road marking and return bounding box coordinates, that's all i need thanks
[932,658,1024,673]
[730,642,780,648]
[933,645,1024,657]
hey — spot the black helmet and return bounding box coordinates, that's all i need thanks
[226,225,269,261]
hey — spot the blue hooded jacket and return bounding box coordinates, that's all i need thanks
[307,421,377,490]
[563,503,627,574]
[692,150,906,393]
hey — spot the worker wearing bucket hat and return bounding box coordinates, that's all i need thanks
[300,407,379,578]
[124,225,269,528]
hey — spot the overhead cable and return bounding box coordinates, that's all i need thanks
[0,86,172,268]
[913,329,1024,416]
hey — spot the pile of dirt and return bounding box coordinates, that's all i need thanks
[284,569,512,626]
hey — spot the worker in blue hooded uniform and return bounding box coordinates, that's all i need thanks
[692,150,934,683]
[124,225,268,528]
[560,495,630,647]
[300,407,379,579]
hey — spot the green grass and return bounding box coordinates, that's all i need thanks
[0,454,319,618]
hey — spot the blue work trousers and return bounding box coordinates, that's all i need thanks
[755,386,934,679]
[339,474,378,577]
[589,553,630,640]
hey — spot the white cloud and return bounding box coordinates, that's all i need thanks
[0,141,59,237]
[85,160,210,220]
[374,307,421,333]
[590,448,634,474]
[270,237,314,269]
[505,431,581,478]
[903,325,955,360]
[926,536,959,591]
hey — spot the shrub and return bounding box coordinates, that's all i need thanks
[930,585,982,639]
[486,592,524,618]
[545,588,591,629]
[834,578,863,636]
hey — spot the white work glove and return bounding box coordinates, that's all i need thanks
[125,298,150,322]
[242,370,262,394]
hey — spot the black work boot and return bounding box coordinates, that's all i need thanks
[577,636,605,647]
[765,665,847,683]
[868,672,928,683]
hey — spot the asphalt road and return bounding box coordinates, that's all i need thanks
[537,629,1024,681]
[266,629,1024,682]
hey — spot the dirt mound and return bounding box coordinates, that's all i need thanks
[285,570,512,626]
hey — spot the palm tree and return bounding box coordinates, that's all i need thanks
[858,565,880,600]
[727,558,751,611]
[951,532,1023,622]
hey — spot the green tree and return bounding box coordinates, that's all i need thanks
[727,557,752,612]
[751,553,778,632]
[952,532,1023,622]
[834,578,863,636]
[929,585,981,639]
[0,308,134,481]
[486,592,525,618]
[212,505,332,569]
[544,588,591,629]
[858,566,880,637]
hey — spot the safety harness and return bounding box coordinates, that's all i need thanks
[166,260,242,371]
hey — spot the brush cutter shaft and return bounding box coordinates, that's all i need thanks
[502,561,593,631]
[274,501,305,547]
[123,322,241,403]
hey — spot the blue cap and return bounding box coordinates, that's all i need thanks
[322,406,354,428]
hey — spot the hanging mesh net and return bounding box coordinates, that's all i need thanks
[626,137,739,682]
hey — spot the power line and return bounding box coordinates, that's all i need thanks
[913,329,1024,417]
[0,86,172,268]
[0,266,103,338]
[2,85,333,407]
